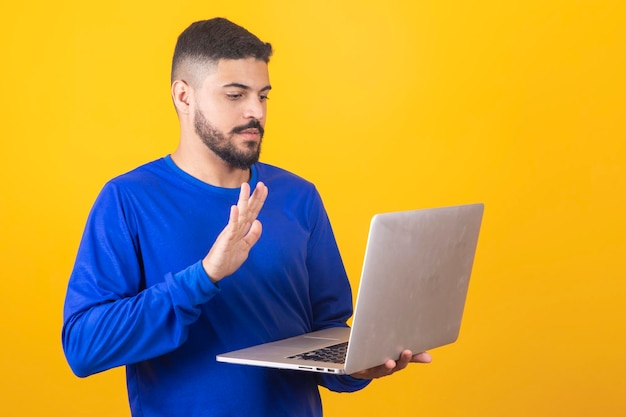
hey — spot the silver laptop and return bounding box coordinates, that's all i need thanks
[216,203,484,375]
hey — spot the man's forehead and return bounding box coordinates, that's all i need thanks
[212,57,269,74]
[202,58,270,88]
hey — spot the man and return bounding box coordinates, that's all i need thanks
[62,17,431,416]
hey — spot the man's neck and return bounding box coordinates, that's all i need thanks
[170,146,251,188]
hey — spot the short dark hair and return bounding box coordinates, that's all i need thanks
[171,18,273,84]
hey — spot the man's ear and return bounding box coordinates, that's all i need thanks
[172,80,192,114]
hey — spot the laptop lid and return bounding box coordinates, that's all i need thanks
[343,203,484,373]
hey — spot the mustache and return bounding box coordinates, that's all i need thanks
[231,120,264,137]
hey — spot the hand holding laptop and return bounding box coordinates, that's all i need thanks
[350,350,433,380]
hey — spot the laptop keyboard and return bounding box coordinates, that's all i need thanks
[288,342,348,364]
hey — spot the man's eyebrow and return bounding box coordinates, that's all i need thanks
[222,83,272,92]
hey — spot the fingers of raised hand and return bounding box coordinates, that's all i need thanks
[247,181,268,216]
[236,182,251,210]
[229,182,268,240]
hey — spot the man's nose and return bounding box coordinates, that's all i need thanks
[243,97,265,120]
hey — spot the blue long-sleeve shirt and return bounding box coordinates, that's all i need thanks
[62,156,369,416]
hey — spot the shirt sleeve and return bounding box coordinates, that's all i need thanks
[61,182,219,377]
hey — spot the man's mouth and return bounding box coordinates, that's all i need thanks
[240,128,259,135]
[231,120,265,139]
[237,129,261,142]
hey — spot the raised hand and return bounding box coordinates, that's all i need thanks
[202,181,269,282]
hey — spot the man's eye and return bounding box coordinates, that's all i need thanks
[260,95,270,102]
[226,93,243,100]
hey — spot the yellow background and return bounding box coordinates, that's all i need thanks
[1,0,625,416]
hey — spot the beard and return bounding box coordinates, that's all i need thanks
[194,108,264,170]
